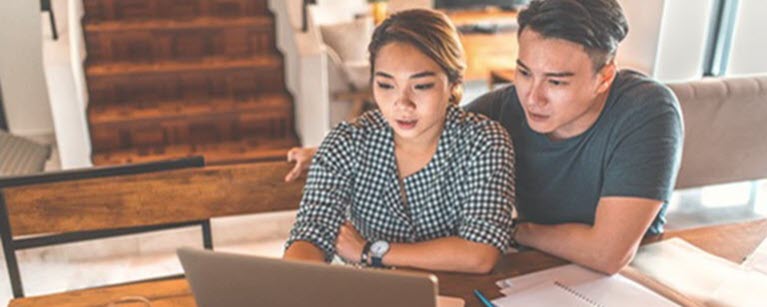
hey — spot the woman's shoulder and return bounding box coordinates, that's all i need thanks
[319,109,389,153]
[447,105,512,148]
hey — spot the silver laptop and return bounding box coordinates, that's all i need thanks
[177,247,441,307]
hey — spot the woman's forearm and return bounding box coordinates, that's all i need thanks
[283,240,326,263]
[383,237,500,274]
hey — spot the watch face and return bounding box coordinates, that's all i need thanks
[370,241,390,256]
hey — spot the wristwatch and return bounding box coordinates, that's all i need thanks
[360,241,372,265]
[369,240,390,268]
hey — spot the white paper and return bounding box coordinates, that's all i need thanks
[493,282,595,307]
[743,237,767,275]
[495,264,677,307]
[631,237,767,306]
[437,295,464,307]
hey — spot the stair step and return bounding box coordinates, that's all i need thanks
[85,16,275,63]
[84,0,269,23]
[86,56,285,105]
[88,94,295,151]
[88,94,291,125]
[91,136,298,166]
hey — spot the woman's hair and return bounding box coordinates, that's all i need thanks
[368,9,466,104]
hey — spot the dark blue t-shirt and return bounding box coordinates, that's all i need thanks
[465,70,683,235]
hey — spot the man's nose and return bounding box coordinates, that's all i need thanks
[526,82,547,107]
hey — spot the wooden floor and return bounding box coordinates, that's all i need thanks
[83,0,298,165]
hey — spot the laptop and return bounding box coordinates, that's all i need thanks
[177,247,463,307]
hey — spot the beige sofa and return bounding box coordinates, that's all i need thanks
[668,75,767,189]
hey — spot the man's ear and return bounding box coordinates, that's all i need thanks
[596,59,617,94]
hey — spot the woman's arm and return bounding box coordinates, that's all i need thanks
[283,240,326,263]
[335,222,500,274]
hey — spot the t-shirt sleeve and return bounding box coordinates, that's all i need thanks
[601,92,684,202]
[457,122,516,252]
[285,124,357,261]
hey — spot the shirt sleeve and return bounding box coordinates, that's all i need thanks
[601,98,684,202]
[457,122,516,252]
[285,124,357,261]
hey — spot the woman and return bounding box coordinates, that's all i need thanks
[283,9,515,274]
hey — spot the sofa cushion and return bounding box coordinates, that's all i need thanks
[668,75,767,189]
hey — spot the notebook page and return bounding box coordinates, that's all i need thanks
[743,237,767,275]
[492,282,597,307]
[497,264,678,306]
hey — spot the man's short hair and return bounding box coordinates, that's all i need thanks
[518,0,629,71]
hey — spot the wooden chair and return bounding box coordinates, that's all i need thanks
[2,159,305,302]
[0,156,206,298]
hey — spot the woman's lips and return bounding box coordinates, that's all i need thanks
[396,119,417,130]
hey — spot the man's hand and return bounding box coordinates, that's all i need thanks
[284,147,318,182]
[335,222,367,264]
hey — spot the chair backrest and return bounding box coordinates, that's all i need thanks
[0,158,305,298]
[668,75,767,189]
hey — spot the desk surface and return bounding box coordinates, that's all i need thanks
[11,219,767,307]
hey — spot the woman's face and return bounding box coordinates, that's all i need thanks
[373,42,453,145]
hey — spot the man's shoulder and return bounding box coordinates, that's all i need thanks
[605,70,682,123]
[611,70,679,108]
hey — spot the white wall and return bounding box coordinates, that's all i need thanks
[270,0,330,147]
[40,0,92,168]
[617,0,664,75]
[0,0,55,136]
[652,0,714,81]
[726,0,767,76]
[618,0,714,82]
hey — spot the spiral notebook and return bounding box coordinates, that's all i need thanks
[493,264,677,307]
[492,281,601,306]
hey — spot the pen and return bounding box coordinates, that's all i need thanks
[473,289,496,307]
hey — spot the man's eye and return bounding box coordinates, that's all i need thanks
[414,83,435,90]
[376,82,393,89]
[518,69,531,77]
[549,80,567,86]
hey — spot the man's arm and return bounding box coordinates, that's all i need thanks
[284,147,317,182]
[515,196,662,275]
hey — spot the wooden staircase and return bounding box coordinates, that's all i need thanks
[82,0,298,165]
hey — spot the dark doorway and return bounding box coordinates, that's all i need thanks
[0,81,7,131]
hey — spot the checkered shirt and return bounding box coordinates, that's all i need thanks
[286,104,516,261]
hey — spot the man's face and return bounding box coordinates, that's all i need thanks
[515,28,615,141]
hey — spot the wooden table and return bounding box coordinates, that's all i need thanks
[10,219,767,307]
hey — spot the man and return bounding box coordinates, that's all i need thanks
[285,0,683,275]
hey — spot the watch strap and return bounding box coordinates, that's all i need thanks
[361,241,372,265]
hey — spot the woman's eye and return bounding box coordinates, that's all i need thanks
[414,83,435,90]
[376,82,394,89]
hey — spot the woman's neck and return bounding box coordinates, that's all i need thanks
[393,122,443,179]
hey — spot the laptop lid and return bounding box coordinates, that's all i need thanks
[177,247,439,307]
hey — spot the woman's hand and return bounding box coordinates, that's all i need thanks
[335,222,367,264]
[284,147,318,182]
